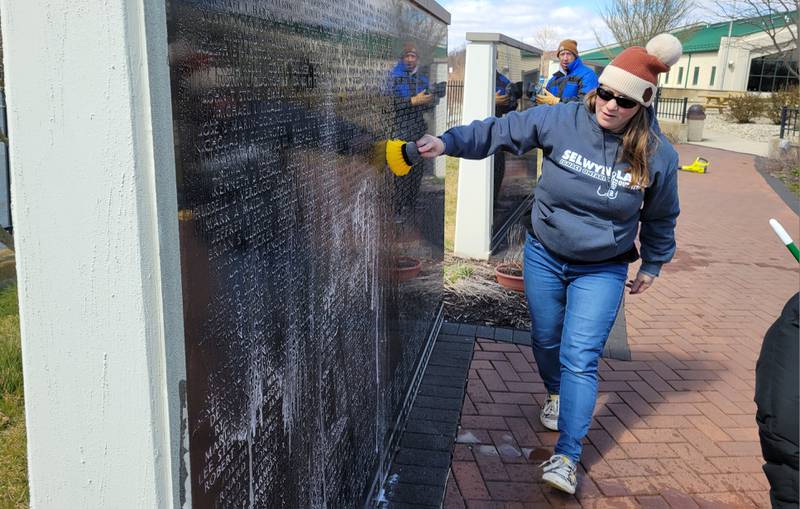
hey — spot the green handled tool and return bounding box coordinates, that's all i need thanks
[769,218,800,262]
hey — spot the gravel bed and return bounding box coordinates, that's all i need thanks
[702,111,781,143]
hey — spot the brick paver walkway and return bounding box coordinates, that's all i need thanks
[444,145,799,508]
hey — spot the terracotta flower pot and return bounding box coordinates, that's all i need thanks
[495,263,524,293]
[395,256,422,282]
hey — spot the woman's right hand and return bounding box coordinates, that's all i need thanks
[416,134,444,159]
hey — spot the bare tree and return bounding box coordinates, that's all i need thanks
[531,27,559,53]
[714,0,799,79]
[598,0,696,48]
[530,27,559,77]
[447,46,466,81]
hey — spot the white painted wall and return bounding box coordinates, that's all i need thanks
[454,42,495,259]
[720,42,753,91]
[661,52,720,89]
[1,0,187,506]
[721,28,797,91]
[546,59,561,80]
[658,26,798,92]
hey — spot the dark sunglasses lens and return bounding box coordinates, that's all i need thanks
[597,88,613,101]
[616,97,638,109]
[597,88,637,109]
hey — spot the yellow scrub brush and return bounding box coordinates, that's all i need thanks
[680,157,709,174]
[386,139,421,177]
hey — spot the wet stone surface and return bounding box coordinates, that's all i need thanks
[165,1,447,506]
[384,328,474,508]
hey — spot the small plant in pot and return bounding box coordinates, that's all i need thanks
[495,224,526,293]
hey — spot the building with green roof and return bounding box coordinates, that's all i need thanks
[576,11,797,93]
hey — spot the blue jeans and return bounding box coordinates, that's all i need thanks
[523,233,627,462]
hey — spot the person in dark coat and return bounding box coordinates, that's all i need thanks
[755,292,799,508]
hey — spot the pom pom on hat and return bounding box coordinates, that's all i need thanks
[598,33,683,107]
[645,33,683,67]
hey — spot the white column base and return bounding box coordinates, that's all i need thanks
[453,42,495,260]
[1,0,187,506]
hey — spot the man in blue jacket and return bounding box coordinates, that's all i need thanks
[390,42,434,219]
[537,39,598,105]
[495,70,517,116]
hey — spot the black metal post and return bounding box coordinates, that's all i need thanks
[780,106,788,139]
[653,88,661,116]
[793,109,799,138]
[681,98,688,124]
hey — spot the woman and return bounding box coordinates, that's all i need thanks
[415,34,683,494]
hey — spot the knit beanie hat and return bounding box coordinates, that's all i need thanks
[557,39,578,57]
[598,34,683,107]
[402,42,418,57]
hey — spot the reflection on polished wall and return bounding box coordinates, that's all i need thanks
[493,43,539,237]
[165,1,447,506]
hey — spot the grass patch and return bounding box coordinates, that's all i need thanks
[444,157,458,253]
[0,284,28,509]
[444,262,474,285]
[786,166,800,197]
[761,154,800,201]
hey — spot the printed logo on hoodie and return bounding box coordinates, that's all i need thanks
[558,149,641,199]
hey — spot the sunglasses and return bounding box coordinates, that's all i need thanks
[596,87,639,109]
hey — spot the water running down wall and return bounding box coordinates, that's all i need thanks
[165,1,447,506]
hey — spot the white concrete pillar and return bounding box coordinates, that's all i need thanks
[433,59,449,179]
[1,1,187,507]
[453,42,495,259]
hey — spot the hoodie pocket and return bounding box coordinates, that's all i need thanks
[536,209,618,261]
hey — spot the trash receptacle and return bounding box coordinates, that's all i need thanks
[687,104,706,142]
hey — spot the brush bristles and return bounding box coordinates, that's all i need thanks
[386,139,412,176]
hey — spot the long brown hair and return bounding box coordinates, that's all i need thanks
[585,90,657,189]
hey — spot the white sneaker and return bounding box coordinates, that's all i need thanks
[540,393,559,431]
[540,454,577,494]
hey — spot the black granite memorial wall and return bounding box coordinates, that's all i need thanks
[491,45,539,246]
[165,1,447,506]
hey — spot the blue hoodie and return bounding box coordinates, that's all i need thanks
[546,57,599,102]
[440,102,679,276]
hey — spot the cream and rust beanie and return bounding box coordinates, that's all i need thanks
[598,34,683,107]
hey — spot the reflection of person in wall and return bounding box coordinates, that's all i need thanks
[413,35,683,495]
[494,69,518,116]
[391,42,434,219]
[493,68,518,205]
[536,39,598,106]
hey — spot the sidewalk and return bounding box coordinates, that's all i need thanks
[688,128,770,158]
[442,144,798,508]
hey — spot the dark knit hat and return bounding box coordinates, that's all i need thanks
[598,34,683,107]
[402,42,418,57]
[557,39,578,57]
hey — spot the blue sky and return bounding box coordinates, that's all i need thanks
[438,0,615,53]
[438,0,718,54]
